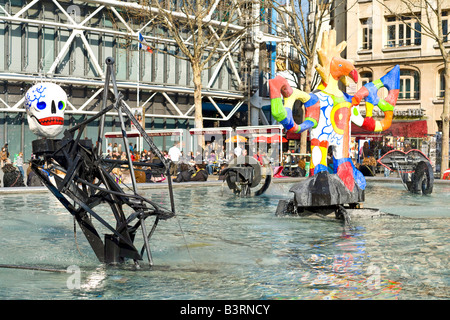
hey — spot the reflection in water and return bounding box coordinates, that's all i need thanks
[0,182,449,299]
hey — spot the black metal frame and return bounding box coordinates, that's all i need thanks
[30,57,176,267]
[223,155,272,197]
[378,149,434,194]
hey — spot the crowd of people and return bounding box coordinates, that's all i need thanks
[102,141,225,184]
[0,136,408,188]
[0,139,231,187]
[356,138,396,177]
[274,138,400,178]
[0,143,30,187]
[102,140,277,184]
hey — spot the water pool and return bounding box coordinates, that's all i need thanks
[0,180,449,300]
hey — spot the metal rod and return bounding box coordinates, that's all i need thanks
[139,215,153,266]
[115,96,177,214]
[96,57,113,157]
[118,100,169,169]
[0,264,67,273]
[117,104,138,194]
[67,103,115,134]
[166,168,176,214]
[104,59,139,195]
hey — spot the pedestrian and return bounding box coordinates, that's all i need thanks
[234,143,242,157]
[106,143,113,154]
[190,163,208,181]
[206,150,217,175]
[3,143,9,158]
[26,165,43,186]
[0,146,8,167]
[174,163,192,182]
[15,152,25,180]
[404,140,411,152]
[381,138,393,177]
[2,160,25,187]
[168,141,182,163]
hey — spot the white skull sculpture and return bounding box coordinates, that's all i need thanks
[24,82,67,138]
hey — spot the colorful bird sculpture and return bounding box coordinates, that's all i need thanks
[269,30,400,206]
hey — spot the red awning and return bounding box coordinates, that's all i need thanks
[253,136,268,143]
[351,120,428,138]
[286,131,303,140]
[268,135,288,143]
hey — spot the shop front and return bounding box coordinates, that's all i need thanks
[351,119,428,160]
[280,119,429,168]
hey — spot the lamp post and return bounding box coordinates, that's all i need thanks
[243,40,255,127]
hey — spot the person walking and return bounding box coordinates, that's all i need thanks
[168,141,182,163]
[168,141,182,176]
[15,152,25,181]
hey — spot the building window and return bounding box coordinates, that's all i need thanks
[360,71,372,86]
[386,16,421,48]
[438,69,445,98]
[399,69,420,100]
[361,19,372,50]
[443,11,449,42]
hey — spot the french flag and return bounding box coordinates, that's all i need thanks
[138,33,153,53]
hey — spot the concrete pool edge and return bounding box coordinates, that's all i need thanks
[1,175,449,195]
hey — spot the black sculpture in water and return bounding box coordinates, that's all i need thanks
[29,57,175,267]
[222,155,272,197]
[378,149,434,195]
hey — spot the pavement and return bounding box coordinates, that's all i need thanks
[1,167,449,195]
[0,170,300,194]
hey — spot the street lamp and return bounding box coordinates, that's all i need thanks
[243,40,255,127]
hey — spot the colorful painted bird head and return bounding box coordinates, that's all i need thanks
[315,30,358,91]
[330,57,358,83]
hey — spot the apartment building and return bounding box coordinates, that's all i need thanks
[340,0,449,151]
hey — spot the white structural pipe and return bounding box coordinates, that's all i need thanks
[83,0,244,32]
[0,73,244,100]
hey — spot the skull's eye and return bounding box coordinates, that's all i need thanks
[58,101,65,110]
[37,101,46,110]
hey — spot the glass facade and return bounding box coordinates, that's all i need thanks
[0,1,243,87]
[0,0,252,161]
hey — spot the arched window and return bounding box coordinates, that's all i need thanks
[399,69,420,100]
[360,71,372,86]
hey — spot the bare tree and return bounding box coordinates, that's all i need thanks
[130,0,247,135]
[380,0,450,177]
[271,1,328,92]
[269,0,352,153]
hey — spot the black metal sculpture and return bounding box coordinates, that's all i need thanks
[222,155,272,197]
[30,57,175,267]
[378,149,434,194]
[274,170,364,221]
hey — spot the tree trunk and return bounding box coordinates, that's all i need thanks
[441,58,450,177]
[193,65,203,129]
[192,63,205,148]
